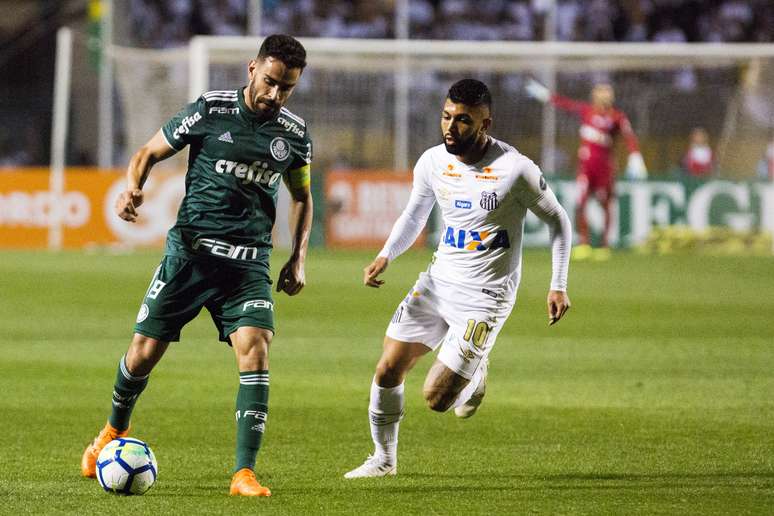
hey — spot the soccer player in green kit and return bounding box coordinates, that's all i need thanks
[80,35,312,497]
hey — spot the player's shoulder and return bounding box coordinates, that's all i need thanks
[422,143,447,160]
[488,137,539,175]
[276,106,311,142]
[201,89,239,104]
[193,90,239,116]
[413,143,447,169]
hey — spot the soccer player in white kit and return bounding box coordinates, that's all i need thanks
[344,79,572,478]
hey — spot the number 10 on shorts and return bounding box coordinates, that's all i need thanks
[463,319,491,348]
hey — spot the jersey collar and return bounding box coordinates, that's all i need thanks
[450,136,495,170]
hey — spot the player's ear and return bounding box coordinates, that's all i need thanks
[247,59,258,80]
[481,117,492,133]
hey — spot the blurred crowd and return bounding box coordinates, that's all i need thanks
[2,0,773,171]
[126,0,774,47]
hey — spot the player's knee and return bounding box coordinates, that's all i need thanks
[232,328,272,370]
[374,359,405,388]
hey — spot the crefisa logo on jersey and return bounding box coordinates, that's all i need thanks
[480,191,499,211]
[276,116,305,137]
[172,112,202,140]
[270,137,290,161]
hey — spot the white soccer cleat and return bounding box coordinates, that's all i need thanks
[454,359,488,419]
[344,454,397,479]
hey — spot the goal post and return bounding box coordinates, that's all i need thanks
[49,27,73,251]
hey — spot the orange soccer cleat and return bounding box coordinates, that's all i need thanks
[80,422,130,478]
[229,468,272,497]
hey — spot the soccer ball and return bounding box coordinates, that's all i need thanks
[96,437,158,495]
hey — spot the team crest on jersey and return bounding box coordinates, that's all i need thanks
[480,191,499,211]
[539,174,547,191]
[270,137,290,161]
[136,303,149,323]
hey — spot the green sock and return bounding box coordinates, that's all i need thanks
[108,355,149,432]
[235,370,269,472]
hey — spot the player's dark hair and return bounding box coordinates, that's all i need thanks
[258,34,307,70]
[447,79,492,110]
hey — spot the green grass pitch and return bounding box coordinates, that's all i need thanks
[1,248,772,515]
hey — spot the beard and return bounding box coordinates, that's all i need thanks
[443,133,477,155]
[248,82,280,118]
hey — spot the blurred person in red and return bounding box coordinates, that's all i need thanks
[681,127,714,178]
[526,79,647,260]
[758,134,774,181]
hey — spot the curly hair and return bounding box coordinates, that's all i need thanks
[258,34,307,70]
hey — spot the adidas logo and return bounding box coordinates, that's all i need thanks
[218,131,234,144]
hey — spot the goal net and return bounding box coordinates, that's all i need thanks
[110,38,774,179]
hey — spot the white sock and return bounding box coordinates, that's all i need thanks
[451,365,484,409]
[368,379,404,464]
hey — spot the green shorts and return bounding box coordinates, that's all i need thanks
[133,255,274,344]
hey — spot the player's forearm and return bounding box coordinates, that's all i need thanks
[550,94,587,115]
[127,130,178,190]
[531,196,572,292]
[547,207,572,292]
[378,192,434,261]
[126,147,157,191]
[288,191,313,262]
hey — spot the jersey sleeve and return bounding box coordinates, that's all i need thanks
[617,113,640,153]
[288,130,313,171]
[283,131,313,192]
[550,93,589,117]
[378,151,436,260]
[514,161,572,292]
[160,97,207,152]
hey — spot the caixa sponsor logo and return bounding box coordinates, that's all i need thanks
[442,226,510,251]
[193,237,259,260]
[276,116,305,137]
[214,159,282,187]
[172,112,202,140]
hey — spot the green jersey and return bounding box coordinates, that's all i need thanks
[160,88,312,267]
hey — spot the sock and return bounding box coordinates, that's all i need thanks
[369,379,404,465]
[235,370,269,472]
[108,355,149,432]
[451,365,484,409]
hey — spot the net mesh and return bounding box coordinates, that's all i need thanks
[110,39,774,179]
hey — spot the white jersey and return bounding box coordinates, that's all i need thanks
[379,137,571,294]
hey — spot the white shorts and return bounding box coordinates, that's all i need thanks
[385,271,515,380]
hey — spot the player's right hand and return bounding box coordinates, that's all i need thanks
[547,290,571,326]
[115,189,144,222]
[363,256,389,288]
[525,78,551,103]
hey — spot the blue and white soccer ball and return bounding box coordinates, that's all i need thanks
[96,437,158,495]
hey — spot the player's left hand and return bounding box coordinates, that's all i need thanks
[276,258,305,296]
[625,152,648,180]
[363,256,389,288]
[525,78,551,103]
[547,290,570,326]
